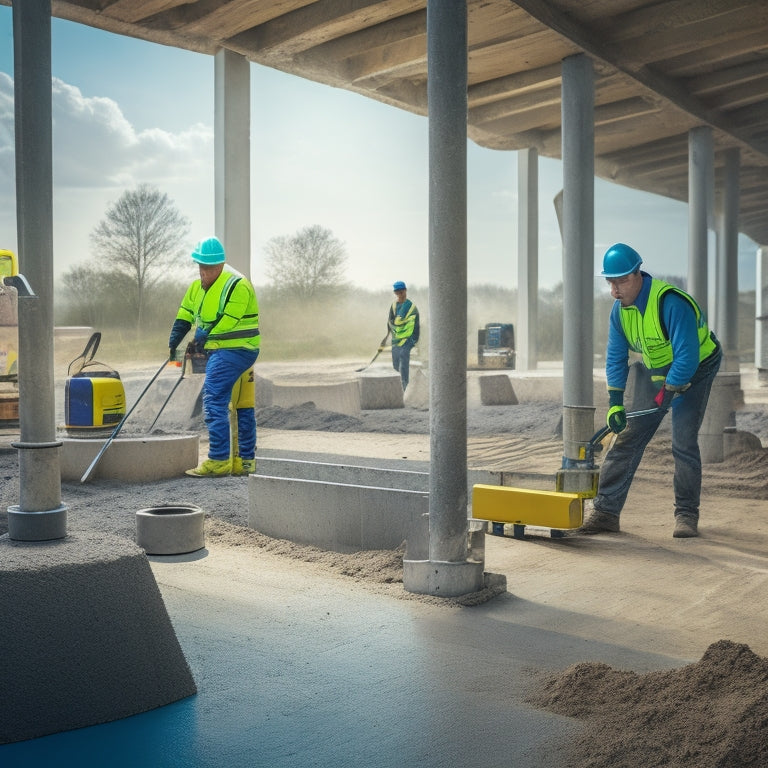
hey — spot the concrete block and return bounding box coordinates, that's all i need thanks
[255,458,502,496]
[60,434,199,482]
[256,457,428,490]
[359,372,404,409]
[272,379,361,415]
[248,474,428,552]
[479,374,518,405]
[403,366,428,408]
[248,460,500,556]
[503,375,564,403]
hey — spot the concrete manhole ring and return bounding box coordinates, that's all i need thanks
[136,504,205,555]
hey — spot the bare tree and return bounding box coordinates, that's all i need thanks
[264,225,348,299]
[90,184,190,331]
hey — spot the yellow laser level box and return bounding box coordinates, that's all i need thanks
[64,332,126,431]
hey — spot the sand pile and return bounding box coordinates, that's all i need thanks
[528,639,768,768]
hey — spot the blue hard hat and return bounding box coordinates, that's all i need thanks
[600,243,642,278]
[393,280,407,291]
[191,237,226,265]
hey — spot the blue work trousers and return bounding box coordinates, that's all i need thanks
[203,348,259,461]
[391,339,414,391]
[594,347,721,521]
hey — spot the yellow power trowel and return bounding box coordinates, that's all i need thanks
[472,407,660,539]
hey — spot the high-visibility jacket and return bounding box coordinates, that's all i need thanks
[388,299,419,347]
[618,278,716,371]
[176,269,260,351]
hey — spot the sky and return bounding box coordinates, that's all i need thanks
[0,7,761,294]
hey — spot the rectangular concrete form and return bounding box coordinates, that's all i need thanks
[248,475,428,552]
[272,380,362,415]
[256,457,504,493]
[248,459,531,554]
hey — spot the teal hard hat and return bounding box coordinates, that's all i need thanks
[191,237,226,265]
[393,280,406,291]
[601,243,642,278]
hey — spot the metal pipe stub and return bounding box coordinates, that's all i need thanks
[9,440,67,541]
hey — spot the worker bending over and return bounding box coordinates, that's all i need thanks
[579,243,721,538]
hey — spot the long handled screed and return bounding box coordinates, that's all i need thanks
[80,355,171,483]
[355,334,389,372]
[146,353,188,434]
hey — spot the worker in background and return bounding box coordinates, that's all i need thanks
[579,243,721,538]
[168,236,260,477]
[386,280,419,391]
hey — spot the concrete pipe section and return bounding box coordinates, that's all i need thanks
[136,505,206,556]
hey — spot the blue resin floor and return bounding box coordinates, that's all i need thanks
[0,537,685,768]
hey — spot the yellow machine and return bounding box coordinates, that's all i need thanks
[472,484,585,539]
[64,332,126,433]
[0,249,18,278]
[471,409,657,539]
[0,250,19,421]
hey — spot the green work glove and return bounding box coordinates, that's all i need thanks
[606,405,627,434]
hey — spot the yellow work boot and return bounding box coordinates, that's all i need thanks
[185,458,232,477]
[231,457,256,476]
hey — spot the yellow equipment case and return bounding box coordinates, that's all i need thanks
[65,332,126,432]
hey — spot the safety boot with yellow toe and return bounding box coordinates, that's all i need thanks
[185,458,232,477]
[231,458,256,476]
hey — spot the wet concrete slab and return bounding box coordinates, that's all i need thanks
[0,536,686,767]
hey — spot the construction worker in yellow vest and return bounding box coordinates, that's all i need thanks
[579,243,721,539]
[168,236,260,477]
[385,280,419,391]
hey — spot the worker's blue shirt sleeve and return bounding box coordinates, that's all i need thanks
[662,292,701,387]
[605,303,630,390]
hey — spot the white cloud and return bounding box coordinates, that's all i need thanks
[1,73,214,274]
[51,77,213,189]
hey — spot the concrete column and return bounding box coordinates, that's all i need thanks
[517,148,538,371]
[215,50,251,279]
[10,0,66,540]
[688,126,714,312]
[715,148,740,373]
[403,0,484,597]
[561,54,595,460]
[756,246,768,384]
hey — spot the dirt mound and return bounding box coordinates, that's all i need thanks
[257,402,365,431]
[528,639,768,767]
